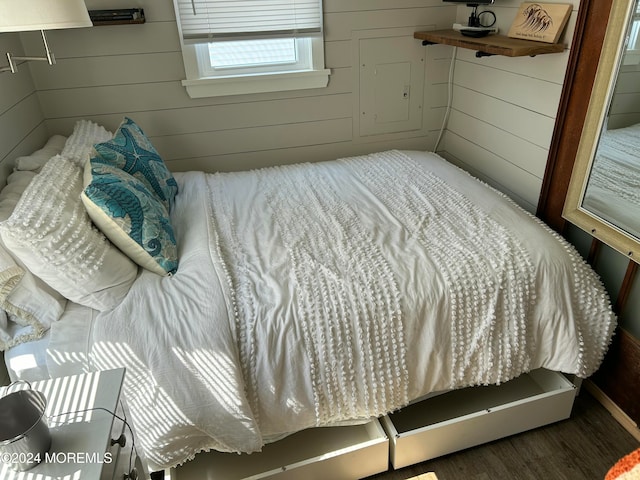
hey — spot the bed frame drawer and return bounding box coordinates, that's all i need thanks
[380,369,576,469]
[169,419,388,480]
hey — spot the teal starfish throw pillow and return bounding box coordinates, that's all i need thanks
[82,161,178,276]
[93,117,178,212]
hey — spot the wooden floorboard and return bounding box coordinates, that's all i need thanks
[363,391,639,480]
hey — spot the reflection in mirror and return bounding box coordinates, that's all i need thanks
[583,1,640,238]
[582,122,640,239]
[563,0,640,263]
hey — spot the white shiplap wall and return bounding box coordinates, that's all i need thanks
[608,64,640,129]
[442,0,581,212]
[0,32,48,385]
[0,33,48,187]
[25,0,458,174]
[10,0,582,212]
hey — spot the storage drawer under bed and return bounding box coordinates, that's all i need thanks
[380,368,576,469]
[169,418,388,480]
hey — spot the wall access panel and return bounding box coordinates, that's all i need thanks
[358,33,426,138]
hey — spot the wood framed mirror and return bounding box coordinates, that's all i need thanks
[563,0,640,264]
[538,0,640,430]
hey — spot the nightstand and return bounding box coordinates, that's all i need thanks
[0,368,149,480]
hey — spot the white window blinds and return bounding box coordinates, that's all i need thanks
[175,0,323,43]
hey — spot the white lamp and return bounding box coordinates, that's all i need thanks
[0,0,92,73]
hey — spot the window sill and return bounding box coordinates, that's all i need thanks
[181,69,331,98]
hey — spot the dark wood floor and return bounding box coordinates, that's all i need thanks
[363,390,639,480]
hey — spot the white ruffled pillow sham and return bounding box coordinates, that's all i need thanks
[0,135,70,350]
[0,245,66,350]
[13,135,67,173]
[0,171,36,221]
[0,134,68,220]
[0,154,139,311]
[62,119,112,166]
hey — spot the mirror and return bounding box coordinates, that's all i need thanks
[564,0,640,264]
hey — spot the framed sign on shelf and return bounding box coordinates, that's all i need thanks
[508,3,572,43]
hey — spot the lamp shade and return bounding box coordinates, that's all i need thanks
[0,0,92,33]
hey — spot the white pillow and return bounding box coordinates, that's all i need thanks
[13,135,67,172]
[0,171,36,222]
[0,144,69,348]
[5,170,37,189]
[0,155,139,311]
[61,120,112,167]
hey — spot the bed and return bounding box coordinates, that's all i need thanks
[0,119,616,475]
[582,122,640,238]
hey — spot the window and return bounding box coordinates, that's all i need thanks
[172,0,330,98]
[624,2,640,65]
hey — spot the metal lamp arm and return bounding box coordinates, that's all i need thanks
[1,30,56,73]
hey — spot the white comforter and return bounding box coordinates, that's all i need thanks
[86,150,615,471]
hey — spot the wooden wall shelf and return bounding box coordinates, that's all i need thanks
[414,29,565,58]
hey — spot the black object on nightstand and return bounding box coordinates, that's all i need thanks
[460,29,491,38]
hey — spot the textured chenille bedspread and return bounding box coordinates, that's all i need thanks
[86,150,615,470]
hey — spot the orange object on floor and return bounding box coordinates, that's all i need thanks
[606,448,640,480]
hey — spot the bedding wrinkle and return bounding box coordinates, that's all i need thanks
[207,159,409,435]
[91,172,261,470]
[267,162,407,423]
[404,150,616,382]
[349,151,537,387]
[210,172,262,430]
